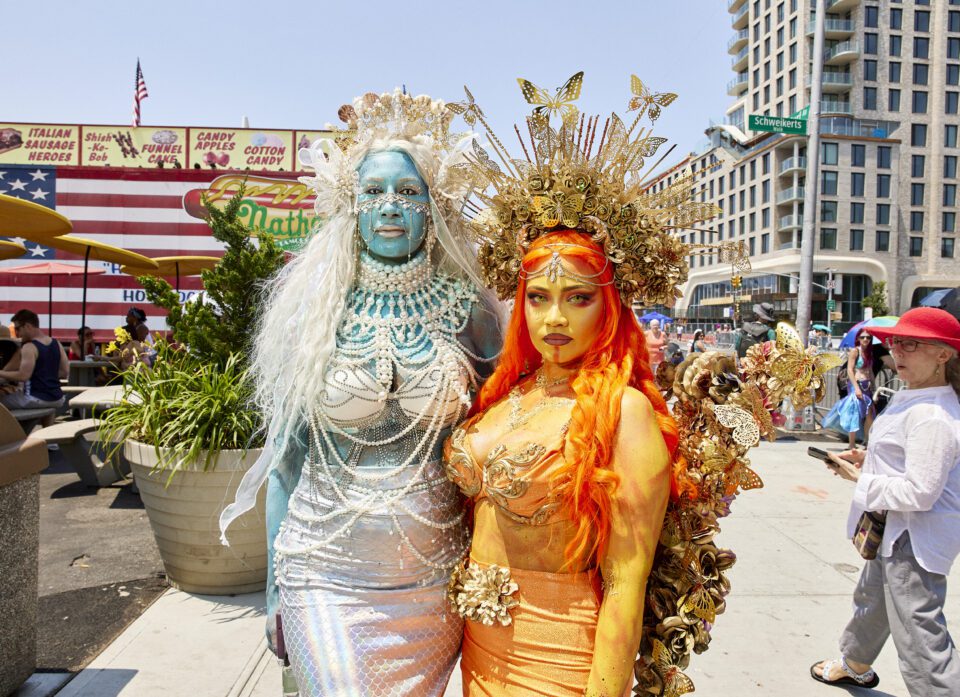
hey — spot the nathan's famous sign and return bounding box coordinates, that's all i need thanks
[0,122,330,171]
[184,174,318,252]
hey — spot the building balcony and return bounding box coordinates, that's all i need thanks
[728,0,746,12]
[731,3,749,29]
[826,0,860,12]
[807,18,856,39]
[731,46,749,71]
[777,186,805,204]
[821,99,852,114]
[727,73,749,96]
[808,72,854,93]
[778,214,805,231]
[824,40,860,65]
[779,156,807,176]
[728,28,749,53]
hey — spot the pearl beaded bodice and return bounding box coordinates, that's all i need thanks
[274,252,484,583]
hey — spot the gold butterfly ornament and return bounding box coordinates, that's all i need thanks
[770,323,844,408]
[517,71,584,127]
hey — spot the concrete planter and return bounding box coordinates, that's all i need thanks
[125,440,266,595]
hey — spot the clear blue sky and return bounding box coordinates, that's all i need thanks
[5,0,732,171]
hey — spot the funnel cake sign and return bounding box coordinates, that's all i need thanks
[183,174,318,252]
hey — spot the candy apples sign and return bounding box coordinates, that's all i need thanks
[183,174,317,252]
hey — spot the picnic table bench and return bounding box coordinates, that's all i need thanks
[9,407,56,434]
[30,418,129,487]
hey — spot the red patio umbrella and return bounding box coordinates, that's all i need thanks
[0,261,106,334]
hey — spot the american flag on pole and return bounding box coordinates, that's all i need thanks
[132,60,149,127]
[0,164,251,341]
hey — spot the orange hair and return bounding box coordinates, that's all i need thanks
[473,230,688,568]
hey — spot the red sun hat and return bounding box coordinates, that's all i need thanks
[866,307,960,353]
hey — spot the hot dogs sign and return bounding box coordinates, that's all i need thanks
[0,122,330,171]
[184,174,318,253]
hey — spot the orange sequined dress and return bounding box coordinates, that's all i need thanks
[444,413,613,697]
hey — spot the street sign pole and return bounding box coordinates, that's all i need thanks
[826,268,835,335]
[796,0,827,346]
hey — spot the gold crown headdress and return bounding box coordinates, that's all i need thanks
[447,73,748,306]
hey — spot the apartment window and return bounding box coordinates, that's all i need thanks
[761,233,770,254]
[729,195,736,214]
[889,89,901,111]
[946,156,959,179]
[851,144,866,166]
[951,11,960,32]
[776,27,784,47]
[865,5,879,27]
[890,8,902,29]
[851,202,865,223]
[789,68,797,89]
[740,190,746,210]
[947,125,959,148]
[764,36,771,56]
[821,142,838,165]
[950,38,960,60]
[876,230,890,252]
[753,92,761,111]
[913,91,928,114]
[877,204,891,225]
[789,42,797,62]
[912,155,926,177]
[865,33,878,54]
[750,185,756,207]
[912,124,928,147]
[820,228,837,250]
[890,35,902,57]
[949,65,960,86]
[762,207,770,227]
[822,171,838,195]
[776,52,784,72]
[911,211,925,232]
[729,171,736,188]
[851,172,866,196]
[776,76,783,97]
[762,179,770,203]
[821,200,838,222]
[915,37,929,60]
[877,174,891,198]
[717,222,724,240]
[789,94,797,113]
[878,146,892,168]
[909,237,924,256]
[764,85,770,102]
[850,229,864,251]
[889,62,901,82]
[915,10,930,32]
[945,184,957,206]
[914,63,929,85]
[750,160,756,179]
[748,212,755,232]
[764,61,772,81]
[911,183,925,206]
[863,60,877,81]
[864,87,878,110]
[943,238,956,258]
[948,92,960,114]
[945,212,957,233]
[762,153,770,174]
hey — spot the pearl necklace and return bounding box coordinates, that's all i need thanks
[507,369,573,431]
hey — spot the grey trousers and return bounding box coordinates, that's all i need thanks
[839,531,960,697]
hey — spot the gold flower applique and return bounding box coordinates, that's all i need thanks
[447,561,519,626]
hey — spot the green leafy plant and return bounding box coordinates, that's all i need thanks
[100,341,261,480]
[862,280,890,317]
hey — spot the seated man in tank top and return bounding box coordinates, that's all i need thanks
[0,309,68,413]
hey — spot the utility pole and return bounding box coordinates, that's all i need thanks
[796,0,826,346]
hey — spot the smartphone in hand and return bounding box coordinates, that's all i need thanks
[807,446,834,463]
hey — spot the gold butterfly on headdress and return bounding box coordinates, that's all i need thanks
[517,71,584,127]
[628,75,678,122]
[531,191,585,229]
[718,240,752,274]
[771,323,845,407]
[712,404,761,449]
[447,85,484,126]
[731,383,776,442]
[651,639,696,697]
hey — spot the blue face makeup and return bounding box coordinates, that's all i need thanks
[356,151,429,264]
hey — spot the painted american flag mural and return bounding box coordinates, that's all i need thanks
[0,163,314,342]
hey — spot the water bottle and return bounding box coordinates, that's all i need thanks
[281,665,299,697]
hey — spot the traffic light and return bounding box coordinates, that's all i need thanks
[731,275,742,289]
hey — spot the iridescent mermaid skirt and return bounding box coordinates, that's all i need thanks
[276,465,466,697]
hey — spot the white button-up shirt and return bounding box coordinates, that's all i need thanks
[846,385,960,575]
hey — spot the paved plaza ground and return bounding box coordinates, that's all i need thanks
[17,436,960,697]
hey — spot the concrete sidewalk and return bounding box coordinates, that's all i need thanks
[34,437,960,696]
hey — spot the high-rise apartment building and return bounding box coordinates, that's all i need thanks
[651,0,960,329]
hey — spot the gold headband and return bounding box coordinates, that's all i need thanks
[520,243,614,288]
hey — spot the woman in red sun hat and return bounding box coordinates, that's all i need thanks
[811,307,960,695]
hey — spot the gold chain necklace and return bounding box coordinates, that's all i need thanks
[507,369,572,431]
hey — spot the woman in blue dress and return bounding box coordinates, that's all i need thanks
[220,90,500,696]
[825,330,875,446]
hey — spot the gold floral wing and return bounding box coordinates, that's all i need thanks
[712,404,761,449]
